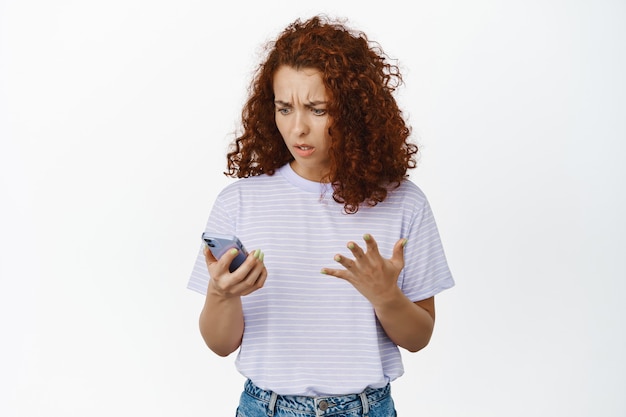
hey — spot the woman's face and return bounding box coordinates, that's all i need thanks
[273,65,332,182]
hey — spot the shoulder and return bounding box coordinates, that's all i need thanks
[219,172,286,194]
[213,172,290,208]
[396,179,426,198]
[387,179,429,209]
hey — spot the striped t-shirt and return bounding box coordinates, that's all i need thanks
[188,163,454,396]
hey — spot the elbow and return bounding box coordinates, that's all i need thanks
[210,344,238,357]
[404,321,435,353]
[200,331,240,357]
[198,321,241,357]
[405,335,432,353]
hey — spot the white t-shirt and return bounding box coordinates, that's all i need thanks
[188,163,455,396]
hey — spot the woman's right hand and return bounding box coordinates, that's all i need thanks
[200,246,265,356]
[204,245,267,298]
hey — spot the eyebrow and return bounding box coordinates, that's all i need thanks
[274,100,328,107]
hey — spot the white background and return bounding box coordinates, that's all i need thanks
[1,0,625,416]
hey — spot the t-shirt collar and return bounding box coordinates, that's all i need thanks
[277,163,332,194]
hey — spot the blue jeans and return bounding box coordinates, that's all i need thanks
[236,379,397,417]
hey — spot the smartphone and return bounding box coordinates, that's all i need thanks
[201,232,248,272]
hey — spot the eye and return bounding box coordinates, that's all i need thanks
[311,108,327,116]
[276,107,291,115]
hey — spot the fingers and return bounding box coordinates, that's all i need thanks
[203,244,218,263]
[240,264,268,296]
[345,233,379,258]
[207,246,261,274]
[346,240,364,259]
[229,254,267,296]
[323,234,407,276]
[391,238,408,263]
[331,253,355,275]
[207,247,267,297]
[325,236,369,279]
[362,233,379,254]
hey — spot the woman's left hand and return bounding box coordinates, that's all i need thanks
[321,234,407,304]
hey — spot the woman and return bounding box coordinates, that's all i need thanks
[188,15,454,417]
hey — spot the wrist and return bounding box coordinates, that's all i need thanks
[370,285,404,311]
[207,279,240,301]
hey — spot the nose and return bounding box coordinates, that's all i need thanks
[293,111,309,136]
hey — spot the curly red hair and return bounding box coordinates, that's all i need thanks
[226,15,418,213]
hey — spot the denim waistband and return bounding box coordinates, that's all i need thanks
[243,379,391,416]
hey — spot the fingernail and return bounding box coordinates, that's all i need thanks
[230,248,239,255]
[348,242,355,250]
[363,234,371,241]
[260,251,265,262]
[334,255,342,262]
[402,238,408,247]
[253,249,261,259]
[320,269,328,275]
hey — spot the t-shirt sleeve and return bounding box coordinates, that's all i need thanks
[186,189,237,295]
[399,195,455,302]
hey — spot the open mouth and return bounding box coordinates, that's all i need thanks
[294,145,315,157]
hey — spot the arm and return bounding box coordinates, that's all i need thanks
[199,246,267,357]
[372,292,435,352]
[321,234,435,352]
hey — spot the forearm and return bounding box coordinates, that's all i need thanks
[199,283,244,357]
[372,288,435,352]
